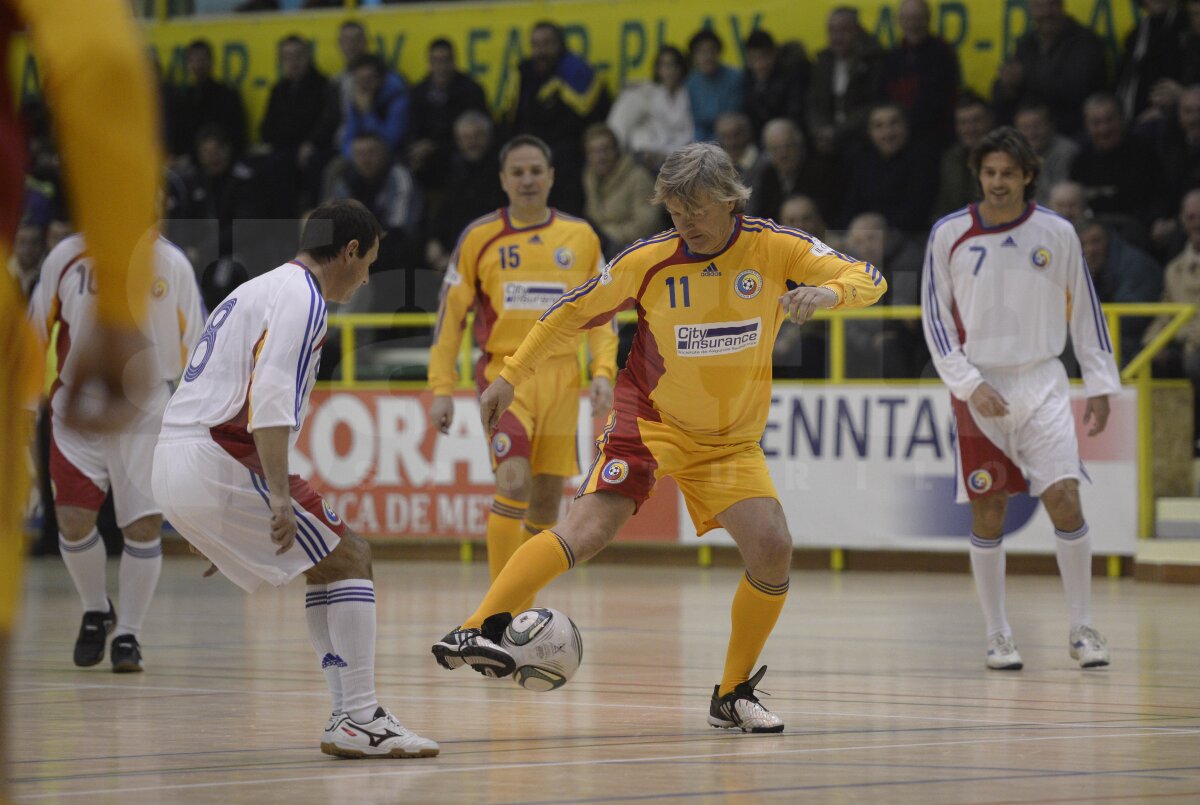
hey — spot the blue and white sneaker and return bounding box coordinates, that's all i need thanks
[986,634,1023,670]
[1069,625,1110,668]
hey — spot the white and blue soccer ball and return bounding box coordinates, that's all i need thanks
[501,607,583,692]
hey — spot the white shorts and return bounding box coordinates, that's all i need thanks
[954,359,1081,503]
[152,435,344,593]
[50,404,164,528]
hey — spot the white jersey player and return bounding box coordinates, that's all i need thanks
[151,200,438,760]
[922,127,1118,672]
[28,232,203,673]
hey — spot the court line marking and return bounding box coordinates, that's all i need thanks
[13,728,1200,799]
[9,681,1199,732]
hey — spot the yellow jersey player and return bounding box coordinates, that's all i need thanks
[432,142,886,733]
[1,0,161,799]
[427,134,617,594]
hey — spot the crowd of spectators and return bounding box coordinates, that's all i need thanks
[12,0,1200,394]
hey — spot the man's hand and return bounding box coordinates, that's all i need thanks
[61,323,156,433]
[997,59,1023,91]
[780,286,838,326]
[479,377,516,435]
[1083,395,1110,436]
[430,394,455,435]
[185,542,219,577]
[269,495,297,555]
[589,375,614,416]
[970,383,1009,417]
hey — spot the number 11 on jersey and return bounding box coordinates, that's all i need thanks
[666,276,690,308]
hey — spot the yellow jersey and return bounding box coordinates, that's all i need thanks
[499,215,887,444]
[428,208,618,394]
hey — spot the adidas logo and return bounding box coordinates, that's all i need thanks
[701,262,721,277]
[1001,236,1017,248]
[529,234,543,244]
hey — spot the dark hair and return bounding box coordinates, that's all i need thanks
[301,200,384,263]
[349,53,386,77]
[583,122,619,149]
[340,20,365,35]
[195,123,232,149]
[969,126,1041,200]
[187,39,213,57]
[1014,100,1051,120]
[532,21,565,49]
[956,90,991,113]
[744,30,776,52]
[688,29,723,54]
[654,46,686,83]
[499,134,553,168]
[429,37,454,57]
[279,35,308,51]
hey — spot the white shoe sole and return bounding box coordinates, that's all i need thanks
[325,742,439,759]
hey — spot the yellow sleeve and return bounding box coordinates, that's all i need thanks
[427,234,480,395]
[583,237,618,381]
[786,237,887,309]
[18,0,161,329]
[501,256,638,387]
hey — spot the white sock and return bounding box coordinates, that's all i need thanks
[326,580,378,723]
[115,538,162,639]
[305,584,344,714]
[1055,523,1092,630]
[969,532,1010,639]
[59,529,109,612]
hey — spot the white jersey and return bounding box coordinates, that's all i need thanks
[160,260,327,452]
[921,203,1122,401]
[28,233,204,416]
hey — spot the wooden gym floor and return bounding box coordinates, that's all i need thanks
[6,557,1200,803]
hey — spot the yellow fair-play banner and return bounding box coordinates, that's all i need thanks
[12,0,1137,134]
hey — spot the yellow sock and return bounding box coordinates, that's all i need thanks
[513,519,555,612]
[718,572,789,696]
[464,531,574,629]
[486,496,528,581]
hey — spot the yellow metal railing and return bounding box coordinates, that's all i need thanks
[325,303,1196,540]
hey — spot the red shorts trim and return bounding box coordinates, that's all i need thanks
[577,391,659,509]
[49,432,106,511]
[491,410,531,467]
[289,474,347,537]
[951,395,1027,500]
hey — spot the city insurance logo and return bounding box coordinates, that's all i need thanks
[675,317,761,357]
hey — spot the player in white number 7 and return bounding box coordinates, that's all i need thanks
[922,127,1118,672]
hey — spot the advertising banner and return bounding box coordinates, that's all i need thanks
[295,384,1138,555]
[12,2,1136,137]
[698,385,1139,555]
[292,389,679,542]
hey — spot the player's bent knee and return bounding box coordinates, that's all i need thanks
[494,460,532,500]
[55,506,98,542]
[307,530,372,584]
[122,514,163,543]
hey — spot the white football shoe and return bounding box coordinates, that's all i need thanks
[986,634,1024,670]
[1069,625,1110,668]
[324,708,439,759]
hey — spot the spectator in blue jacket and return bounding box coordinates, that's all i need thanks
[686,29,743,142]
[341,53,409,157]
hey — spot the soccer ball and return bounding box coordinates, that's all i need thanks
[501,607,583,692]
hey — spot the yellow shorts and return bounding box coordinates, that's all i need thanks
[577,391,778,535]
[487,355,581,478]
